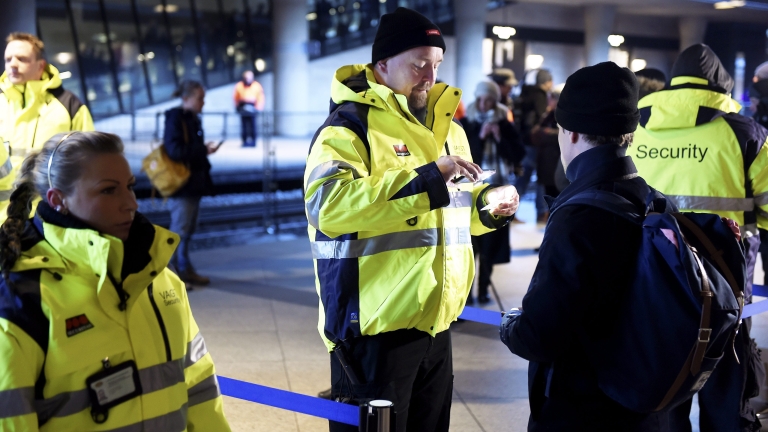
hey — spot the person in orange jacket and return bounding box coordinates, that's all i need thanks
[233,70,265,147]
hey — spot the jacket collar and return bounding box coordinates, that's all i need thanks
[549,144,637,212]
[638,77,741,131]
[330,64,462,143]
[0,64,63,101]
[15,202,180,312]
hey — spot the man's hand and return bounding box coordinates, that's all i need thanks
[484,185,520,216]
[205,141,219,154]
[436,156,482,186]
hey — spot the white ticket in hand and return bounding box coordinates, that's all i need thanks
[455,170,496,184]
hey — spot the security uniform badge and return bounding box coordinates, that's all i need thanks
[393,144,411,156]
[86,358,142,423]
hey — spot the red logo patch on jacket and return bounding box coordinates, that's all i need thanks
[66,314,94,337]
[426,29,441,36]
[393,144,411,156]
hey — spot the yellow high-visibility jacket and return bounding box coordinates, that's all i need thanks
[0,65,94,220]
[305,64,508,351]
[0,203,230,431]
[628,76,768,235]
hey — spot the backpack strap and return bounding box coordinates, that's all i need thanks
[672,213,745,366]
[553,189,645,225]
[655,240,714,411]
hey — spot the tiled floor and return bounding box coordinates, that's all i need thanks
[186,200,768,431]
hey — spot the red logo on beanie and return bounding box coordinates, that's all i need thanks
[426,29,441,36]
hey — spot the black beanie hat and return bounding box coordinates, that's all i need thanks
[372,8,446,64]
[555,62,640,136]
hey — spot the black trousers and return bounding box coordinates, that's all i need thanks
[329,329,453,432]
[240,112,257,145]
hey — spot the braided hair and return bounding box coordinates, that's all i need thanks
[0,132,124,293]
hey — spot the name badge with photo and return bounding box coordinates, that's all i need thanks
[86,360,143,423]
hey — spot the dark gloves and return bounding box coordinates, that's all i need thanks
[499,307,523,349]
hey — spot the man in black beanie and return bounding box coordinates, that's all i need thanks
[629,43,768,432]
[304,7,520,432]
[500,62,686,431]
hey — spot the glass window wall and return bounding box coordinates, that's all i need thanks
[37,0,86,103]
[35,0,273,118]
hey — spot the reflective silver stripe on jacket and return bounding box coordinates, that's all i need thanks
[666,195,754,212]
[755,192,768,207]
[306,161,362,229]
[444,227,472,245]
[0,158,12,178]
[185,332,208,368]
[102,404,188,432]
[306,179,338,229]
[0,189,12,202]
[0,387,34,418]
[448,191,472,208]
[306,160,360,185]
[311,228,439,259]
[187,374,221,407]
[34,359,186,421]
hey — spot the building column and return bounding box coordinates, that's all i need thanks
[0,0,36,38]
[679,16,707,52]
[584,5,615,66]
[453,0,486,101]
[272,0,309,136]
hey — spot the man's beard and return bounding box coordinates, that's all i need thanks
[408,88,429,125]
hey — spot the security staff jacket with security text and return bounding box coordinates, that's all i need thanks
[628,75,768,301]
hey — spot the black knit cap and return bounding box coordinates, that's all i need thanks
[555,62,640,136]
[372,7,446,64]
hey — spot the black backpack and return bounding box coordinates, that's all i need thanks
[554,189,744,412]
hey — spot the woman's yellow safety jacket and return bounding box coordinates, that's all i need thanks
[0,203,230,431]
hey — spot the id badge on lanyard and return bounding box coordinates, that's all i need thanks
[85,358,143,423]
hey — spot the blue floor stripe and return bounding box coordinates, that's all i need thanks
[753,284,768,298]
[219,376,359,426]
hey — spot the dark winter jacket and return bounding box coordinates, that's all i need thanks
[163,107,213,197]
[460,113,522,265]
[751,79,768,129]
[501,144,686,431]
[517,85,549,144]
[530,110,560,188]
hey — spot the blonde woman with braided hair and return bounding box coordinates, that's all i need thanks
[0,132,230,431]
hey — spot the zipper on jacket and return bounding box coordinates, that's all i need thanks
[147,284,172,362]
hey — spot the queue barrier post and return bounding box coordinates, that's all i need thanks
[359,400,396,432]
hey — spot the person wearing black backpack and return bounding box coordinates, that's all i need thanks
[499,62,694,431]
[628,45,768,432]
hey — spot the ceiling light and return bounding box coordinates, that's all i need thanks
[492,26,517,40]
[525,54,544,70]
[714,0,745,9]
[630,59,647,72]
[607,35,625,47]
[254,58,266,72]
[55,52,73,64]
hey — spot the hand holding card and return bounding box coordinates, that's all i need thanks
[481,185,520,216]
